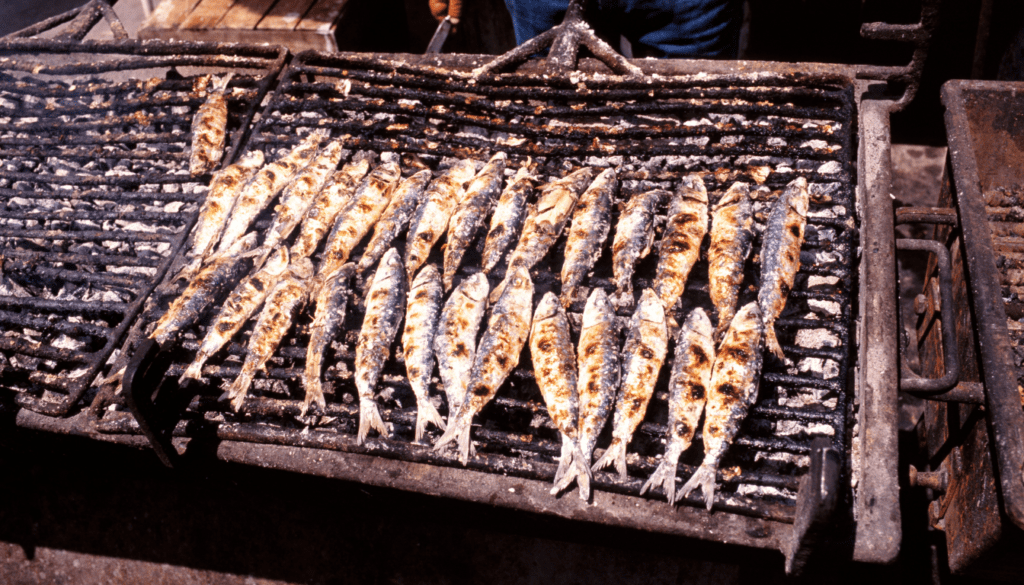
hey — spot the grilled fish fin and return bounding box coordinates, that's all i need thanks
[765,326,786,361]
[433,413,475,465]
[357,398,388,445]
[551,444,593,501]
[678,463,717,510]
[641,458,679,504]
[553,439,573,484]
[302,373,326,416]
[415,397,447,442]
[591,438,629,480]
[227,365,257,412]
[179,353,207,384]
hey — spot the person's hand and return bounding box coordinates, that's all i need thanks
[429,0,463,26]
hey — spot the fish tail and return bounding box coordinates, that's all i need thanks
[574,443,593,501]
[179,352,208,384]
[442,271,454,293]
[433,412,473,464]
[301,370,325,417]
[765,324,786,360]
[227,363,257,412]
[641,459,679,503]
[553,440,573,484]
[414,397,447,442]
[592,439,628,480]
[677,463,717,510]
[357,398,388,445]
[214,72,234,92]
[559,287,575,309]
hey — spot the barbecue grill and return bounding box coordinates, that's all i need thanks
[4,0,941,573]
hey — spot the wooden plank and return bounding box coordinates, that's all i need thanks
[257,0,317,31]
[295,0,348,32]
[141,0,204,32]
[180,0,237,29]
[217,0,278,30]
[137,25,335,52]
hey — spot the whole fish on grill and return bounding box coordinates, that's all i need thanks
[530,292,592,499]
[150,233,258,346]
[404,160,477,281]
[319,161,402,280]
[176,150,265,282]
[640,308,714,504]
[354,248,407,444]
[179,245,291,384]
[576,288,621,468]
[435,266,533,464]
[357,170,432,274]
[592,289,668,479]
[652,175,708,311]
[260,139,346,257]
[491,167,595,303]
[709,182,754,342]
[303,262,357,415]
[216,131,326,254]
[227,258,315,411]
[758,177,809,360]
[678,302,764,510]
[611,189,664,302]
[290,158,371,261]
[443,153,507,290]
[434,273,489,418]
[402,264,446,441]
[481,161,535,274]
[189,73,233,176]
[561,168,617,307]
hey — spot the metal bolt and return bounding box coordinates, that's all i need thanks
[928,499,946,531]
[909,464,948,492]
[914,294,928,315]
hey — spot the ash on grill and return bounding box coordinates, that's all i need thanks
[106,53,856,518]
[0,40,285,415]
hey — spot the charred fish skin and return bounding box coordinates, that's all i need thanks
[576,288,621,469]
[611,189,664,301]
[402,264,446,441]
[481,162,535,274]
[709,182,754,342]
[679,302,764,510]
[435,267,533,464]
[290,159,371,261]
[180,246,291,384]
[150,233,258,347]
[560,168,618,307]
[227,258,315,411]
[758,177,809,360]
[358,170,432,274]
[404,160,478,282]
[319,161,402,279]
[640,308,714,504]
[592,289,668,479]
[261,139,347,255]
[178,150,265,282]
[217,131,326,254]
[652,174,708,311]
[443,153,508,290]
[434,273,489,419]
[530,292,592,499]
[189,73,232,177]
[303,262,357,415]
[354,248,407,444]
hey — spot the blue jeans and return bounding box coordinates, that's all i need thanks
[504,0,741,58]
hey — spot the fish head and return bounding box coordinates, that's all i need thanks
[506,266,534,296]
[322,140,345,160]
[232,232,259,253]
[713,182,750,211]
[635,289,666,325]
[265,246,290,275]
[380,151,401,165]
[677,174,708,204]
[346,157,371,178]
[459,272,491,303]
[291,257,315,280]
[786,177,810,217]
[448,160,479,185]
[239,150,265,168]
[726,302,764,346]
[582,288,614,328]
[373,161,402,183]
[533,292,562,322]
[412,264,441,289]
[681,307,714,343]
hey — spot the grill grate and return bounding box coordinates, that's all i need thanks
[0,39,286,415]
[102,52,857,521]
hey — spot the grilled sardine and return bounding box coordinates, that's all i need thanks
[435,266,533,464]
[530,292,592,499]
[189,73,232,176]
[303,263,357,415]
[180,246,291,383]
[443,153,507,290]
[404,160,477,281]
[592,289,668,478]
[576,288,621,467]
[481,162,535,274]
[640,308,714,504]
[611,189,664,300]
[177,150,264,281]
[403,264,446,441]
[652,175,708,311]
[354,248,407,444]
[758,177,809,360]
[434,273,489,418]
[227,258,315,411]
[678,302,764,510]
[358,170,432,274]
[217,131,325,254]
[560,168,617,307]
[709,182,754,342]
[290,158,372,260]
[150,233,258,346]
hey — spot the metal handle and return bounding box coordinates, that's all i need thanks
[122,337,188,467]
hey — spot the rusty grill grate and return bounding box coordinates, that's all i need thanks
[100,51,857,521]
[0,39,286,416]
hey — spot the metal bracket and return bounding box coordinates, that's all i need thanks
[3,0,128,42]
[122,337,191,467]
[784,437,841,575]
[856,0,940,112]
